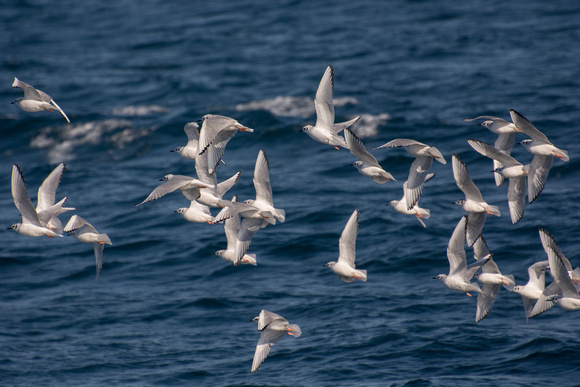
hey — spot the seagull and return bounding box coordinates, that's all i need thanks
[170,122,201,160]
[509,109,569,203]
[9,164,68,238]
[433,216,489,296]
[300,65,360,150]
[11,77,70,123]
[344,128,396,184]
[251,310,301,374]
[452,154,500,247]
[213,195,257,266]
[530,229,580,316]
[197,114,254,175]
[373,138,445,210]
[473,236,515,322]
[388,173,435,228]
[467,139,528,224]
[64,215,112,279]
[194,134,241,208]
[464,115,518,187]
[174,200,214,223]
[510,260,550,321]
[32,162,75,234]
[134,174,213,206]
[539,228,580,285]
[324,209,367,283]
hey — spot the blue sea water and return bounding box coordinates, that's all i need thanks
[1,0,580,385]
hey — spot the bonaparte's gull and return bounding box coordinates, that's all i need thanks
[373,138,445,210]
[134,175,213,206]
[509,109,569,203]
[530,229,580,315]
[251,310,301,373]
[175,200,213,223]
[9,164,70,238]
[388,173,435,228]
[11,77,70,123]
[300,65,360,150]
[214,195,257,266]
[510,260,550,321]
[464,115,518,187]
[467,139,528,224]
[433,216,489,296]
[64,215,112,279]
[33,162,75,234]
[325,209,367,282]
[473,237,514,322]
[344,128,396,184]
[452,154,500,247]
[198,114,254,175]
[194,134,241,208]
[171,122,200,160]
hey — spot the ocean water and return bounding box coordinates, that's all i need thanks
[2,0,580,386]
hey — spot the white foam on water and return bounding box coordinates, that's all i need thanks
[236,96,358,118]
[350,113,391,138]
[111,105,169,116]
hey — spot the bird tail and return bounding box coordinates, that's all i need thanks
[355,269,367,282]
[486,204,501,217]
[416,207,430,219]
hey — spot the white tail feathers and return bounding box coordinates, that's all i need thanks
[287,324,302,337]
[355,269,368,282]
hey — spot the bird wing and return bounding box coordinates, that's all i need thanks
[198,114,236,156]
[338,209,359,268]
[547,247,579,298]
[473,236,490,261]
[183,122,200,145]
[253,150,273,205]
[313,65,335,131]
[466,212,486,248]
[64,215,98,234]
[452,154,484,202]
[135,176,193,206]
[13,78,44,101]
[447,216,468,276]
[467,139,521,167]
[405,156,432,210]
[333,116,360,133]
[93,242,105,279]
[510,109,550,144]
[37,163,66,212]
[216,171,241,198]
[528,260,549,291]
[251,329,287,373]
[11,164,41,226]
[233,218,267,265]
[476,283,500,323]
[344,128,380,167]
[464,115,508,123]
[527,155,552,204]
[257,310,288,330]
[507,176,526,224]
[48,99,70,123]
[373,138,427,150]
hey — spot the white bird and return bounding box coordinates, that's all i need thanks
[214,196,257,266]
[510,260,550,321]
[324,209,367,283]
[174,200,213,223]
[300,65,360,150]
[433,215,489,296]
[198,114,254,175]
[510,109,569,203]
[32,162,75,234]
[467,139,528,224]
[464,115,518,187]
[473,237,515,322]
[194,133,241,208]
[64,215,112,279]
[170,122,201,160]
[529,229,580,318]
[344,128,396,184]
[251,310,301,373]
[373,138,445,210]
[9,164,68,238]
[388,173,435,228]
[452,154,501,247]
[11,77,70,123]
[134,175,213,206]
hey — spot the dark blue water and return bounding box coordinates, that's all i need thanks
[2,1,580,385]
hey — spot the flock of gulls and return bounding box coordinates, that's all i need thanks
[8,65,578,373]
